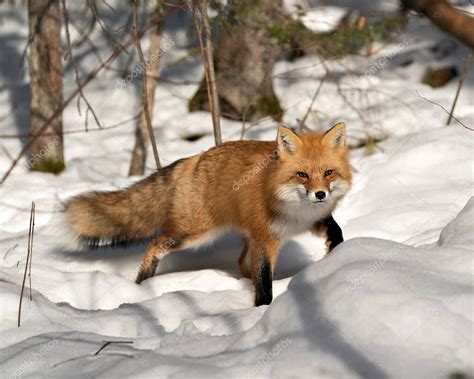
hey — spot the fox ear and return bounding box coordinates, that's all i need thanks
[277,126,301,155]
[323,122,346,150]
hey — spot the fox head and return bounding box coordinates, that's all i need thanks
[273,122,352,207]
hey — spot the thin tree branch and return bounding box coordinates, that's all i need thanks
[191,4,214,127]
[1,145,15,162]
[298,76,326,131]
[0,115,138,139]
[68,15,103,64]
[101,0,118,15]
[87,0,129,52]
[18,201,35,327]
[132,0,161,169]
[28,202,35,301]
[192,0,222,145]
[240,56,276,139]
[416,90,473,131]
[94,340,133,356]
[0,105,17,123]
[322,60,371,129]
[447,50,472,125]
[62,0,103,131]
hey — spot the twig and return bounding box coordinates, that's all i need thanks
[190,4,213,119]
[52,353,133,368]
[129,0,164,175]
[358,87,419,120]
[298,76,326,131]
[1,144,15,162]
[28,202,35,301]
[240,116,274,140]
[131,0,161,169]
[199,0,222,145]
[192,0,222,145]
[18,201,35,327]
[447,50,472,125]
[240,56,276,140]
[0,114,138,139]
[416,91,473,131]
[102,0,118,14]
[94,340,133,356]
[87,0,129,52]
[70,11,98,50]
[0,105,17,123]
[62,0,103,131]
[4,243,19,260]
[67,17,104,65]
[321,60,370,129]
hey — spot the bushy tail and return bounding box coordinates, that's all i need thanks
[64,172,167,248]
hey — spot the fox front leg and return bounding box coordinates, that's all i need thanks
[250,239,279,306]
[312,214,343,253]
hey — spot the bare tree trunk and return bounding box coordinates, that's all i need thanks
[193,0,222,145]
[189,0,292,122]
[129,1,163,176]
[401,0,474,48]
[28,0,64,173]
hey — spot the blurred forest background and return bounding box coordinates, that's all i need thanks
[0,0,472,182]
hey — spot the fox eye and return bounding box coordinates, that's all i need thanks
[297,171,309,179]
[324,169,333,177]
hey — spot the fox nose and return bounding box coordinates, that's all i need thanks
[315,191,326,200]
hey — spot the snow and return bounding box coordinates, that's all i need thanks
[291,6,347,33]
[0,1,473,378]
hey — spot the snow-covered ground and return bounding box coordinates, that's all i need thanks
[0,1,473,378]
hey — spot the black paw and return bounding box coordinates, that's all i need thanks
[254,254,273,306]
[255,292,273,306]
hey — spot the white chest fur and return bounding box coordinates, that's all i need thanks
[271,201,332,239]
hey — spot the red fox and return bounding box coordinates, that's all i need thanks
[65,123,352,306]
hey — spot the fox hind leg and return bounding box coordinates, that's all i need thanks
[135,235,181,284]
[135,255,159,284]
[238,239,251,278]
